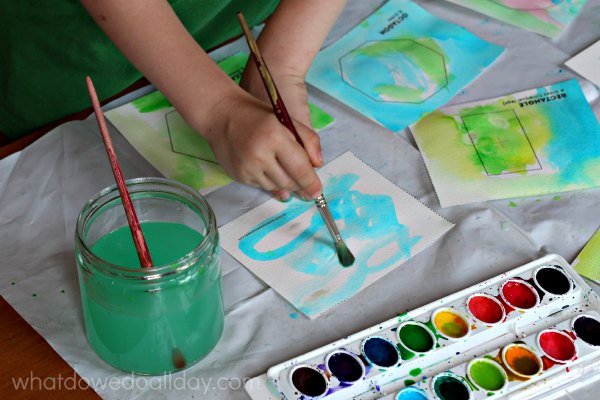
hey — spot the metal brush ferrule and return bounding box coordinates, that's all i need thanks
[315,195,327,209]
[315,194,342,242]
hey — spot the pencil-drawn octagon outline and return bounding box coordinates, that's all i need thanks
[165,110,218,164]
[338,39,449,104]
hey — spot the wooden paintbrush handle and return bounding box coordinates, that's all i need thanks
[237,12,304,147]
[86,77,153,268]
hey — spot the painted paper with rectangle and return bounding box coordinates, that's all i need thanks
[410,80,600,208]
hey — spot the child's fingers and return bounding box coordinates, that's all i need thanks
[252,172,279,192]
[276,144,322,199]
[272,190,291,202]
[294,122,323,168]
[265,161,300,191]
[295,180,322,201]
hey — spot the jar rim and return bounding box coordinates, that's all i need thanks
[75,177,217,280]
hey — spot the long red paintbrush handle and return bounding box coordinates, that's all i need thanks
[86,77,153,268]
[237,12,304,147]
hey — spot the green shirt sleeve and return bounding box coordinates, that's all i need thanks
[0,0,279,139]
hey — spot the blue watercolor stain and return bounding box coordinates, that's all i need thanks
[289,312,298,319]
[239,173,422,316]
[541,81,600,185]
[305,0,504,133]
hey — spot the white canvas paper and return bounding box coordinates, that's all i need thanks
[566,40,600,88]
[219,152,453,318]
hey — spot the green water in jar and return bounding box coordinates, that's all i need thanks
[79,221,223,374]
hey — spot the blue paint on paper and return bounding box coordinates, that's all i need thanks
[239,173,422,316]
[306,0,504,132]
[540,81,600,185]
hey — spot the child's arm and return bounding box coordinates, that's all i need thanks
[80,0,339,200]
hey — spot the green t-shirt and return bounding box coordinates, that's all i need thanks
[0,0,279,139]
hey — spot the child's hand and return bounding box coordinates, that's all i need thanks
[235,0,348,200]
[240,63,313,136]
[202,90,323,200]
[240,57,323,202]
[81,0,345,200]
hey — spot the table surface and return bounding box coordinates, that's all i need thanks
[0,297,100,399]
[2,0,600,399]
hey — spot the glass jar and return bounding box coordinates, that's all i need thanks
[75,178,223,375]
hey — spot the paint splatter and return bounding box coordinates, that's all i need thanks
[509,201,518,208]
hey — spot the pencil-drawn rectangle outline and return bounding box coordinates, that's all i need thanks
[461,109,542,176]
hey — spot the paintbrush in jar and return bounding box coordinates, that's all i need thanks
[86,76,187,369]
[236,12,355,267]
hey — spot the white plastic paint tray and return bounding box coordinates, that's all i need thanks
[245,254,600,399]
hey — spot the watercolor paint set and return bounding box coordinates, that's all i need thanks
[245,254,600,399]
